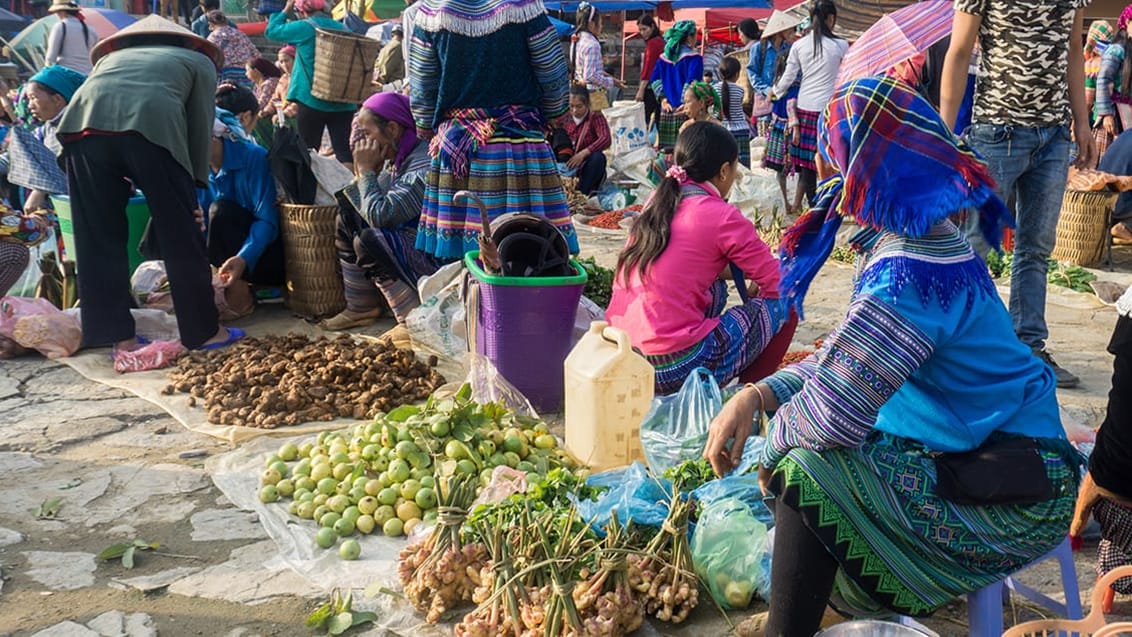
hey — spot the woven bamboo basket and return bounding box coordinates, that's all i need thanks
[279,203,345,318]
[1052,189,1117,267]
[311,28,380,104]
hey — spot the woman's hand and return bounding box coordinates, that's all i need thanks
[218,256,247,287]
[635,85,646,102]
[566,148,589,170]
[790,125,800,145]
[702,385,761,477]
[1103,114,1116,136]
[757,464,773,496]
[661,98,673,113]
[746,280,761,298]
[614,78,627,89]
[353,138,387,173]
[283,101,298,118]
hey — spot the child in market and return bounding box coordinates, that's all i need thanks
[607,122,794,394]
[679,81,721,134]
[715,57,752,167]
[764,52,802,214]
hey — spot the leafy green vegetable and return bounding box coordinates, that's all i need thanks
[987,252,1097,295]
[829,245,856,265]
[577,256,613,309]
[663,458,717,491]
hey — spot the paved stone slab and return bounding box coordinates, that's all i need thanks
[0,451,42,473]
[87,610,157,637]
[113,566,202,593]
[0,375,20,400]
[29,621,100,637]
[167,540,319,604]
[189,509,267,542]
[22,551,96,590]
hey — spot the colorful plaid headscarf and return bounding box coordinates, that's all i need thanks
[1088,20,1114,54]
[685,80,721,113]
[663,20,697,61]
[777,76,1010,318]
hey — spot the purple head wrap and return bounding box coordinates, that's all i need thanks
[362,92,418,168]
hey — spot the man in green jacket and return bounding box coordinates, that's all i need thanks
[58,16,242,353]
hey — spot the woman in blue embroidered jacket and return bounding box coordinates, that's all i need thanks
[322,92,441,331]
[408,0,578,261]
[201,83,284,318]
[703,77,1079,636]
[650,20,703,153]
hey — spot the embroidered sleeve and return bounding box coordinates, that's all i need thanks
[584,112,611,154]
[408,27,440,134]
[528,18,570,120]
[761,294,935,468]
[1096,45,1124,117]
[359,166,426,229]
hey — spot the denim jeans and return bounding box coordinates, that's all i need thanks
[964,123,1072,352]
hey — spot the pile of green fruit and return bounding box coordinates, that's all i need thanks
[259,384,584,559]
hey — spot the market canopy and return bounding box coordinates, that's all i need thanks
[7,8,134,73]
[0,7,29,39]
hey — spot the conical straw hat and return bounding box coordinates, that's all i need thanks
[90,15,224,70]
[763,10,802,38]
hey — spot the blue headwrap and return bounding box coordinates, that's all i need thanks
[212,107,254,143]
[29,65,86,103]
[778,76,1011,318]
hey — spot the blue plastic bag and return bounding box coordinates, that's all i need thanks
[640,368,723,475]
[575,462,672,533]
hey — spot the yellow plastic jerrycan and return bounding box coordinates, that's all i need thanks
[564,321,655,472]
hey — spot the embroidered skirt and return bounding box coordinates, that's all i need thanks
[728,127,752,168]
[658,111,683,151]
[646,281,791,395]
[416,134,578,261]
[792,107,820,172]
[1095,499,1132,594]
[769,433,1079,617]
[763,114,792,173]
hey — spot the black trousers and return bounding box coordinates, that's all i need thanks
[62,135,218,349]
[1092,314,1132,498]
[642,85,660,130]
[576,151,607,196]
[765,492,839,636]
[294,102,354,164]
[207,199,286,286]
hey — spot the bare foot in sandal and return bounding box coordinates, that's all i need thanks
[320,308,383,331]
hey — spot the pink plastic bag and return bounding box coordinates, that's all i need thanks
[113,339,186,373]
[0,296,57,339]
[11,311,81,359]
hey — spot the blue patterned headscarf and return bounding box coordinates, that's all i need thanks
[778,76,1010,318]
[29,66,86,102]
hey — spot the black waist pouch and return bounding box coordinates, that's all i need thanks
[933,437,1054,506]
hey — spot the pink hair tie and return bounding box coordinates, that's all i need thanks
[665,165,688,183]
[1121,5,1132,32]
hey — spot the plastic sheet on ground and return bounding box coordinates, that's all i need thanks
[207,435,449,637]
[54,305,461,444]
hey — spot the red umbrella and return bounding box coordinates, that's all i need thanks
[836,1,953,87]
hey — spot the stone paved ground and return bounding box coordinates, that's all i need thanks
[1,231,1131,636]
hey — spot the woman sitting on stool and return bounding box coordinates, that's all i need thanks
[562,85,611,196]
[202,83,284,318]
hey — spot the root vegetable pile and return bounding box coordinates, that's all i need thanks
[164,334,445,428]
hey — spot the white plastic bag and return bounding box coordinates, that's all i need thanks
[611,145,658,188]
[307,151,355,205]
[603,102,650,156]
[130,260,167,295]
[405,261,468,358]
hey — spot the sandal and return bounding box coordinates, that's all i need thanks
[734,606,847,637]
[319,308,383,331]
[199,327,246,351]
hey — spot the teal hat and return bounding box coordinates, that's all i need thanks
[29,65,86,102]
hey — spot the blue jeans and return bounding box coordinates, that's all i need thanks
[965,123,1071,352]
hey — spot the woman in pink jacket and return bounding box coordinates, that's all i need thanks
[607,122,795,394]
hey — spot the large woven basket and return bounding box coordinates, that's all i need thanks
[279,203,345,319]
[1052,189,1117,267]
[312,28,380,104]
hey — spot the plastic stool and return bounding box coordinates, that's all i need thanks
[900,537,1081,637]
[972,537,1082,635]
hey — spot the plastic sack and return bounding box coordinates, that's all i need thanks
[130,260,168,296]
[691,437,773,528]
[465,352,537,418]
[573,296,605,347]
[603,101,649,156]
[575,461,672,532]
[308,150,354,205]
[690,497,770,609]
[113,339,186,373]
[610,145,658,188]
[640,368,723,475]
[405,261,468,359]
[0,296,56,338]
[11,309,81,359]
[471,466,528,508]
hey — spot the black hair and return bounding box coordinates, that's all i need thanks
[772,42,792,84]
[201,0,219,9]
[811,0,842,59]
[917,35,950,110]
[737,18,760,41]
[1114,28,1132,97]
[574,3,598,34]
[617,122,738,285]
[717,57,740,122]
[637,14,660,39]
[569,84,591,105]
[215,82,258,116]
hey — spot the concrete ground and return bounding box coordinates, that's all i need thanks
[1,231,1131,637]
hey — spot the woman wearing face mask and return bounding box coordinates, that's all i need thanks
[202,83,285,318]
[322,92,442,330]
